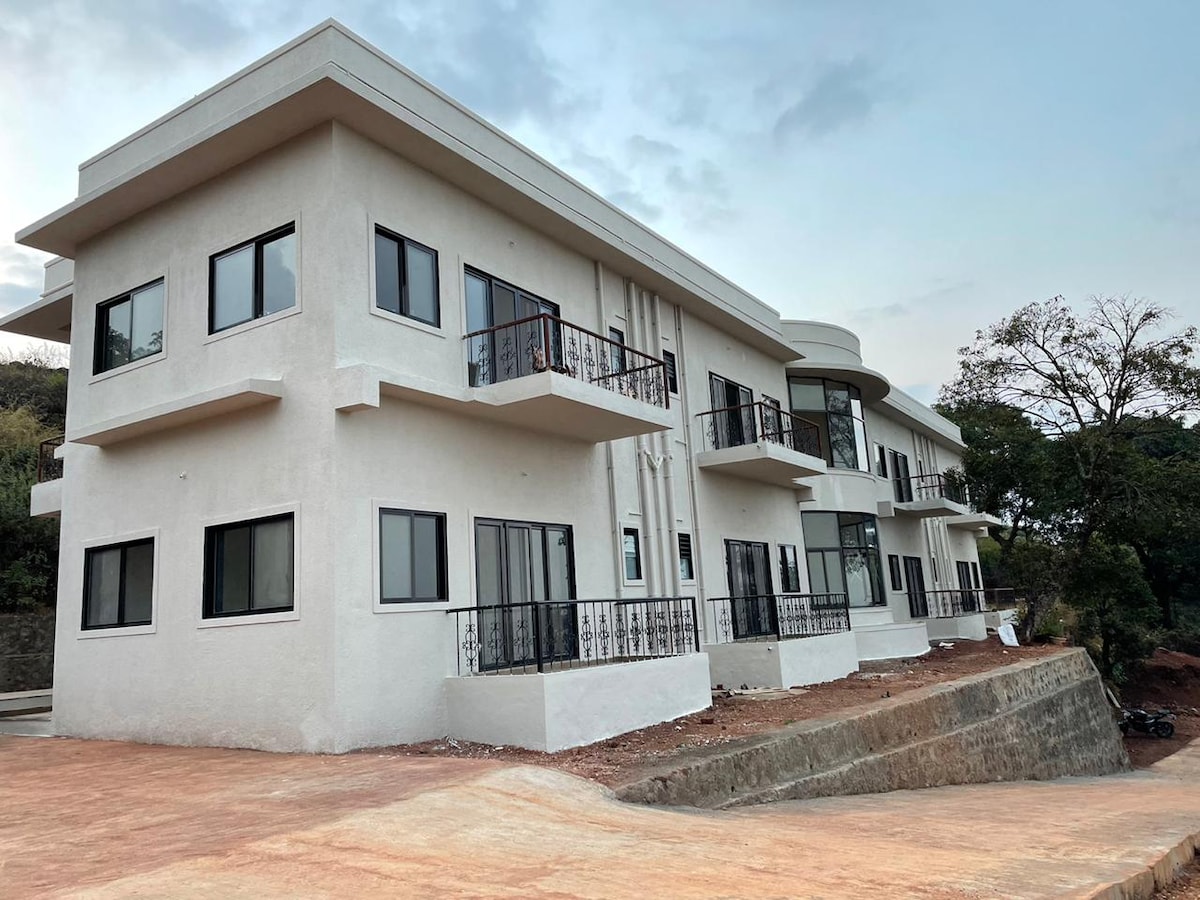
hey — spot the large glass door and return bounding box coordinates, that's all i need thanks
[475,519,576,670]
[904,556,928,618]
[709,374,755,449]
[726,539,773,639]
[956,560,978,612]
[465,270,560,385]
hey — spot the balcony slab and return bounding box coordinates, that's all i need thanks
[30,479,62,519]
[947,511,1004,531]
[335,364,672,443]
[696,442,826,486]
[882,497,971,519]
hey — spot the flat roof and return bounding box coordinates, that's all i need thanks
[11,20,798,361]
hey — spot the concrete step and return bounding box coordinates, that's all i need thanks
[0,689,52,717]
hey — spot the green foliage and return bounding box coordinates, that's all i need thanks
[940,295,1200,678]
[0,358,66,613]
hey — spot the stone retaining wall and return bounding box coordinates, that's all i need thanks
[0,612,55,693]
[616,648,1130,808]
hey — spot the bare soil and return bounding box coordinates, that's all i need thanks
[1157,857,1200,899]
[1120,648,1200,769]
[395,638,1063,786]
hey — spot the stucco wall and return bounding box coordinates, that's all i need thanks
[0,612,55,692]
[617,649,1129,808]
[706,631,858,690]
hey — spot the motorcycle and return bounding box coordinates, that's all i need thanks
[1118,707,1176,738]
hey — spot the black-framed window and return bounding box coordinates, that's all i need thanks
[204,513,294,618]
[623,527,642,581]
[788,377,869,471]
[209,223,296,333]
[83,538,154,630]
[609,327,626,374]
[663,350,679,394]
[94,279,165,375]
[678,532,694,581]
[380,508,447,602]
[931,555,940,584]
[374,226,439,327]
[888,554,903,591]
[802,511,886,607]
[889,449,914,502]
[709,372,755,449]
[971,562,981,589]
[779,544,802,592]
[874,442,888,478]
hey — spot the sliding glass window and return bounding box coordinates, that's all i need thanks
[94,280,164,374]
[375,227,439,326]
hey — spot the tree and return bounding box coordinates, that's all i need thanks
[940,295,1200,676]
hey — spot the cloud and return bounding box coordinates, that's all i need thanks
[626,135,681,164]
[0,246,45,315]
[351,0,572,126]
[773,58,881,144]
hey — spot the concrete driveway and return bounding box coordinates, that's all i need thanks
[2,735,1199,898]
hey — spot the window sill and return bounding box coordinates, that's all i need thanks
[89,350,167,385]
[369,306,446,338]
[77,623,156,640]
[197,609,299,628]
[373,600,449,614]
[203,305,301,345]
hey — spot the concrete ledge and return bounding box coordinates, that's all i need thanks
[616,648,1129,808]
[925,613,988,642]
[0,689,53,717]
[853,621,930,661]
[706,631,858,690]
[1088,832,1199,900]
[446,653,711,752]
[30,478,62,518]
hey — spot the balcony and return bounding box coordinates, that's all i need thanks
[704,593,858,688]
[909,589,988,641]
[30,436,64,519]
[884,473,971,518]
[695,402,826,486]
[443,597,711,751]
[461,314,673,442]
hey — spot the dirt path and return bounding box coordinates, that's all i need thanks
[3,733,1199,898]
[399,639,1064,784]
[1122,649,1200,769]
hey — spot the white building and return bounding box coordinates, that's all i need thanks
[2,22,998,754]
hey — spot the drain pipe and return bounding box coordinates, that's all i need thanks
[650,292,679,596]
[597,261,624,599]
[628,279,659,596]
[675,309,709,639]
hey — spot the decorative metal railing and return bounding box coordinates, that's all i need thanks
[983,587,1020,610]
[696,401,822,457]
[706,592,851,644]
[464,313,668,408]
[447,596,700,676]
[909,589,984,619]
[37,436,64,483]
[893,473,969,506]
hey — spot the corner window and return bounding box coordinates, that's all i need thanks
[779,544,801,592]
[678,532,694,581]
[663,350,679,395]
[209,224,296,333]
[83,539,154,629]
[374,227,439,327]
[888,554,903,591]
[204,513,294,618]
[380,509,447,602]
[623,527,642,581]
[802,511,885,607]
[788,377,869,471]
[94,280,164,374]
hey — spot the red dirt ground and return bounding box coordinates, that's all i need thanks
[1120,648,1200,769]
[395,638,1063,785]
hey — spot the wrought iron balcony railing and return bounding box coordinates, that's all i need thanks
[697,401,822,457]
[707,592,850,644]
[893,472,969,506]
[464,313,668,408]
[447,596,700,676]
[983,587,1020,610]
[37,436,64,483]
[908,588,984,620]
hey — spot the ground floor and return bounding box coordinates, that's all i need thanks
[2,732,1197,898]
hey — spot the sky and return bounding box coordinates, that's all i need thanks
[1,0,1198,401]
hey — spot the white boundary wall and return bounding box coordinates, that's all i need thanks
[445,653,712,752]
[706,631,858,690]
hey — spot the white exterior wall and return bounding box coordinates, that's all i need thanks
[53,127,342,751]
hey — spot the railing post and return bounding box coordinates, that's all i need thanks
[690,596,700,651]
[533,602,544,674]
